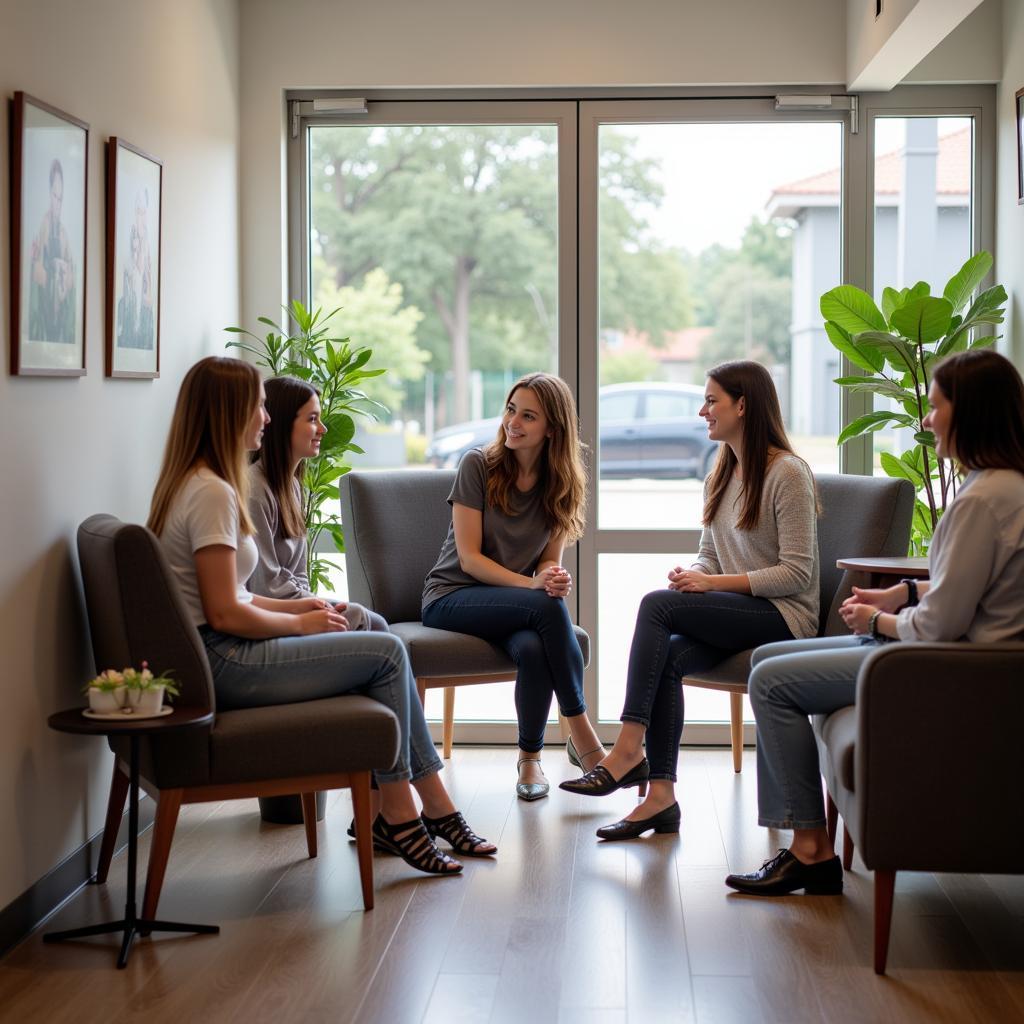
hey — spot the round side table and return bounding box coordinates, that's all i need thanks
[45,705,219,968]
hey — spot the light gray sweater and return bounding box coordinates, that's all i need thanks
[692,455,820,639]
[896,468,1024,643]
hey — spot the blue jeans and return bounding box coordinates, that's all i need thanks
[621,589,793,781]
[748,634,878,829]
[422,587,586,752]
[199,626,443,785]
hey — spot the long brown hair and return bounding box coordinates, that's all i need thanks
[148,356,261,537]
[483,372,587,543]
[702,360,799,530]
[255,376,318,539]
[932,349,1024,474]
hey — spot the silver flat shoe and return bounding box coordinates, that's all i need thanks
[516,757,549,802]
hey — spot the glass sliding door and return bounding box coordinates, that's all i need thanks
[579,101,847,737]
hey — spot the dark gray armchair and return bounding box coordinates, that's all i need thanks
[78,515,400,916]
[816,641,1024,973]
[682,474,915,771]
[340,470,590,757]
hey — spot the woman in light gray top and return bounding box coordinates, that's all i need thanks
[249,376,387,633]
[726,348,1024,898]
[562,361,820,842]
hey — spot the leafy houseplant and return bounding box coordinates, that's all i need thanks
[226,301,386,593]
[820,251,1006,555]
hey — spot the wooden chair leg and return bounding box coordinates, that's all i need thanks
[350,771,374,912]
[825,791,838,848]
[300,793,318,859]
[842,825,854,871]
[729,692,744,773]
[141,789,183,922]
[94,759,130,884]
[874,869,897,974]
[442,686,455,759]
[416,679,427,706]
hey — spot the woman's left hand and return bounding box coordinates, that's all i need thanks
[293,597,350,629]
[543,566,572,598]
[670,570,715,593]
[839,600,873,635]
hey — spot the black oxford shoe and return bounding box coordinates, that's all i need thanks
[725,849,843,896]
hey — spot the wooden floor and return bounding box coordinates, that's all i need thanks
[2,747,1023,1023]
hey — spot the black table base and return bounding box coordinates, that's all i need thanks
[44,732,218,968]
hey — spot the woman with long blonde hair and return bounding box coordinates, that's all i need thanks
[150,356,495,874]
[422,372,604,800]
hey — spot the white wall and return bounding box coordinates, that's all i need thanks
[238,0,848,330]
[0,0,240,909]
[997,0,1024,364]
[905,0,1002,84]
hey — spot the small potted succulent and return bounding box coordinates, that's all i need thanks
[84,662,179,715]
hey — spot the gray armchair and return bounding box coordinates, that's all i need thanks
[682,474,915,771]
[815,641,1024,973]
[340,470,591,757]
[78,515,400,916]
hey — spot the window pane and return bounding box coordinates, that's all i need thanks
[870,117,974,471]
[596,122,844,531]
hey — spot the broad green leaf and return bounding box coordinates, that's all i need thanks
[937,285,1007,354]
[832,376,909,402]
[837,411,913,446]
[854,330,919,374]
[905,281,931,301]
[914,430,936,447]
[824,320,884,373]
[880,452,923,487]
[942,251,992,314]
[890,296,954,344]
[881,287,903,324]
[820,286,887,334]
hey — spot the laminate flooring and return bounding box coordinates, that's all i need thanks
[2,747,1022,1023]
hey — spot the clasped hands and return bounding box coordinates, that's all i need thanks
[295,596,351,634]
[667,566,715,593]
[533,564,573,598]
[838,584,904,634]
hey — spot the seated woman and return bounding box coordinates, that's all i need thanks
[727,348,1024,896]
[422,372,605,800]
[148,356,495,874]
[561,361,820,842]
[248,374,387,633]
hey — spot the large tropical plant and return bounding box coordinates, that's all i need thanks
[820,251,1006,554]
[226,301,386,592]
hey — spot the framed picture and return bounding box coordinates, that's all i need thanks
[9,92,88,376]
[1017,87,1024,205]
[106,138,162,378]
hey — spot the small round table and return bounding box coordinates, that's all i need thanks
[45,705,219,968]
[836,555,929,590]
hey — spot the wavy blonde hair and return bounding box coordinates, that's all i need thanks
[483,372,587,543]
[148,356,261,537]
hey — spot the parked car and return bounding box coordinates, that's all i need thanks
[425,381,719,479]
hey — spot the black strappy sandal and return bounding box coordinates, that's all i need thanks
[422,810,497,858]
[371,814,463,875]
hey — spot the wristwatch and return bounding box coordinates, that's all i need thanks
[900,577,919,607]
[868,609,884,641]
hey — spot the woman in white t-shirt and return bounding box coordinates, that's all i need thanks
[148,356,495,874]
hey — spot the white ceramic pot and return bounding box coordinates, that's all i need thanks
[88,687,123,714]
[129,686,165,716]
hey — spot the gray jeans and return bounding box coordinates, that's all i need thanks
[199,626,443,785]
[748,634,880,829]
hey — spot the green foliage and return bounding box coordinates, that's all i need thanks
[600,350,667,386]
[820,252,1005,554]
[226,301,387,593]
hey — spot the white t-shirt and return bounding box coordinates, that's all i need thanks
[159,467,258,627]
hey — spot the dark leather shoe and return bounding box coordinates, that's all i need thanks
[725,849,843,896]
[558,758,650,796]
[596,802,681,841]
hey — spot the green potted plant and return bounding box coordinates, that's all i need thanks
[84,662,180,716]
[820,251,1006,554]
[226,300,386,591]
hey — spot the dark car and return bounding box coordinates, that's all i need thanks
[425,381,719,479]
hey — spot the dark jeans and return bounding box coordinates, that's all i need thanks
[423,586,586,752]
[621,589,793,781]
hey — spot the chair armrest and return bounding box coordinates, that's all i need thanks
[853,642,1024,873]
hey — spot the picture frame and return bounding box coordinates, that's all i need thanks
[9,92,89,376]
[1017,87,1024,206]
[106,138,162,378]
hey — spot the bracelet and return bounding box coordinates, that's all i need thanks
[900,578,919,607]
[868,609,883,640]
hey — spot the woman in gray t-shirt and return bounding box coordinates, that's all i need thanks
[422,373,605,801]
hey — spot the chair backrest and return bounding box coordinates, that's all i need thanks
[77,514,216,712]
[340,470,457,623]
[814,474,915,636]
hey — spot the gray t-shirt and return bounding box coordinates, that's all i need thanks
[422,448,552,610]
[248,462,312,599]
